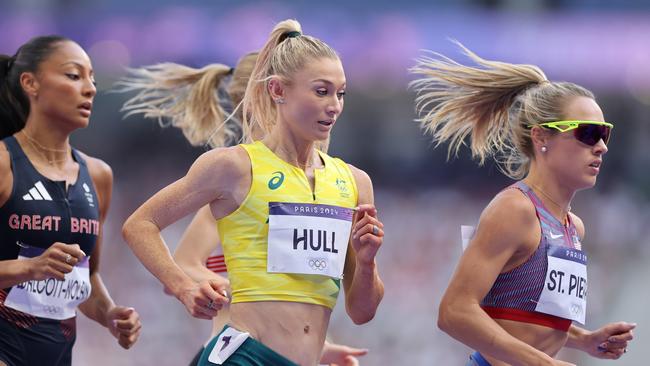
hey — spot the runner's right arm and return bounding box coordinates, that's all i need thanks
[173,205,229,286]
[437,190,561,366]
[122,147,247,319]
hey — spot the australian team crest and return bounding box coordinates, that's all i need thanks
[335,178,349,198]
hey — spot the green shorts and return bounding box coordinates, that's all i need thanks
[198,325,299,366]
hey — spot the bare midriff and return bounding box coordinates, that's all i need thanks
[229,301,331,366]
[482,318,569,366]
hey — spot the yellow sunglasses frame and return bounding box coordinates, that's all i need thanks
[531,120,614,133]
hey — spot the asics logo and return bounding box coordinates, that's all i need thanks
[268,171,284,190]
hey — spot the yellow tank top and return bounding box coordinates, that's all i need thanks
[217,141,358,309]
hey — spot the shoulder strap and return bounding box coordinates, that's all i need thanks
[2,136,27,162]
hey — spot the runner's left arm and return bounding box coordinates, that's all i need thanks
[77,156,141,349]
[565,323,635,359]
[562,214,635,360]
[342,165,384,324]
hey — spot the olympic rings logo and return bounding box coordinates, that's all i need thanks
[308,258,327,271]
[41,305,62,314]
[570,303,583,316]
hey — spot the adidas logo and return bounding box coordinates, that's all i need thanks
[22,181,53,201]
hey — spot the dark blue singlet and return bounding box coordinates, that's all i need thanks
[0,136,100,366]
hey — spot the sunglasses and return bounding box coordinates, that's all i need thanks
[531,120,613,146]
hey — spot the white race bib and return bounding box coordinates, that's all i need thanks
[208,326,250,364]
[460,225,476,251]
[535,244,587,324]
[4,246,92,320]
[267,202,354,279]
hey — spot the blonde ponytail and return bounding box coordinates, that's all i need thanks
[411,42,593,179]
[228,52,258,118]
[118,62,240,148]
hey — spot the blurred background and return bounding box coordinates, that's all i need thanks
[2,0,649,364]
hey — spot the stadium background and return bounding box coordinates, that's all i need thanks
[2,0,649,364]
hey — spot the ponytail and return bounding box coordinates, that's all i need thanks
[410,42,550,178]
[411,43,595,179]
[242,19,337,153]
[0,35,69,139]
[118,63,241,148]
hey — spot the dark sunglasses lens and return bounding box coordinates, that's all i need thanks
[574,125,610,146]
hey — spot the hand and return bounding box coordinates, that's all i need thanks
[177,278,229,320]
[351,204,383,266]
[165,274,230,297]
[28,242,86,280]
[320,341,368,366]
[582,322,635,359]
[107,306,142,349]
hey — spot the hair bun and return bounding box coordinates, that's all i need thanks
[279,31,301,43]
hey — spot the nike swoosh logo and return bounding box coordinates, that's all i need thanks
[549,232,563,239]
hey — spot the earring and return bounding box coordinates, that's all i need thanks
[541,146,548,153]
[274,98,285,104]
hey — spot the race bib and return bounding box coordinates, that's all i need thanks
[267,202,354,278]
[4,246,92,320]
[460,225,476,251]
[208,326,250,364]
[535,244,587,324]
